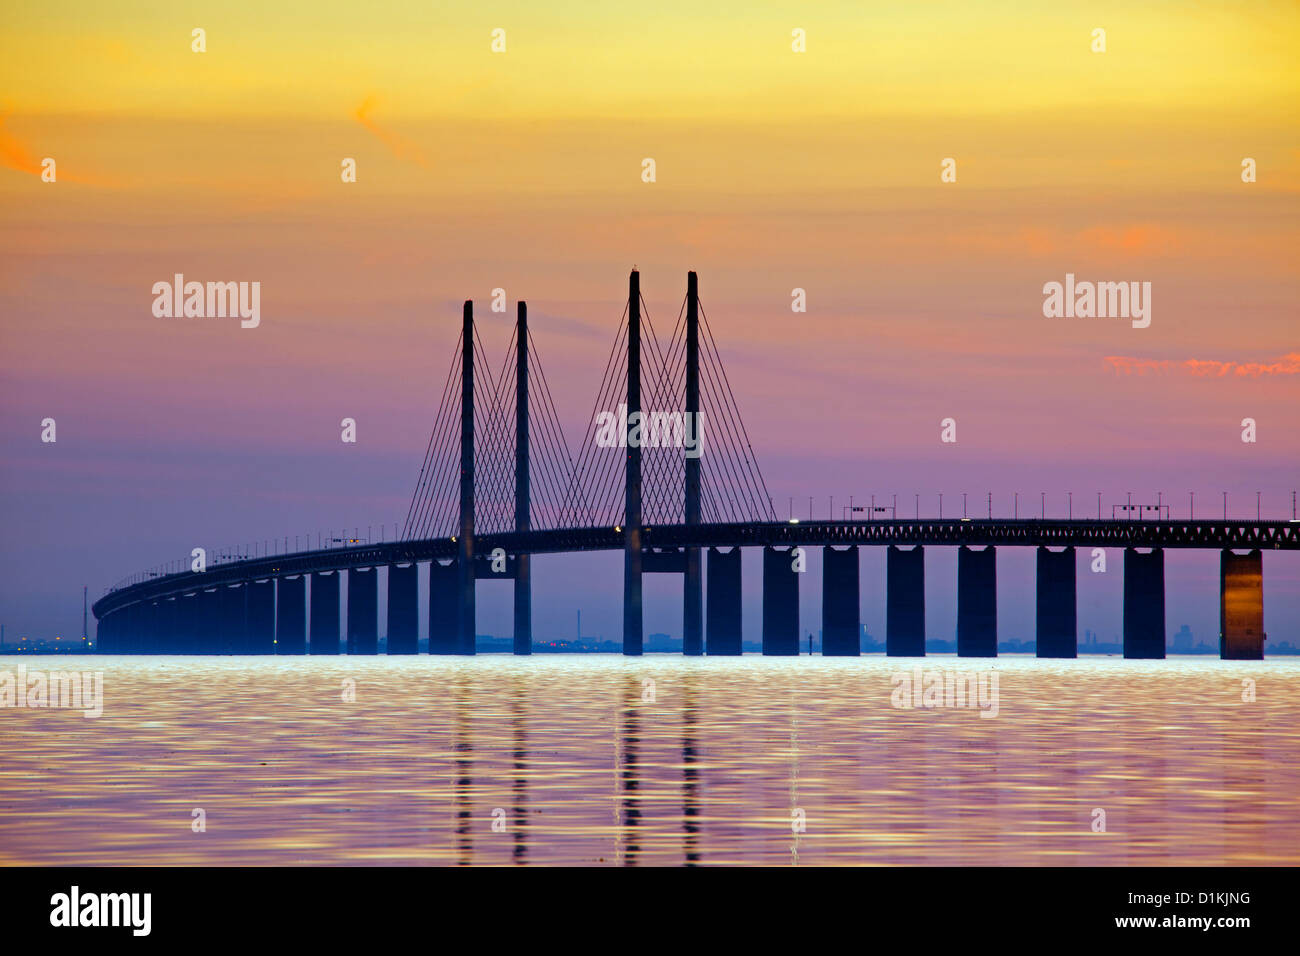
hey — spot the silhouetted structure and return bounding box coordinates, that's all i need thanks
[957,546,997,657]
[1123,548,1165,659]
[92,270,1298,660]
[1036,547,1077,658]
[1220,549,1264,660]
[886,545,925,656]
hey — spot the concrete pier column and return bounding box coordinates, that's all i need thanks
[957,546,997,657]
[115,609,128,652]
[122,604,138,653]
[1036,547,1077,658]
[198,588,221,654]
[623,270,643,656]
[387,563,419,654]
[118,604,137,653]
[111,606,128,653]
[151,600,166,653]
[247,579,275,655]
[310,571,340,655]
[128,605,142,652]
[706,546,742,655]
[176,593,200,654]
[156,598,177,653]
[346,567,378,654]
[141,601,161,654]
[762,546,799,655]
[169,597,188,653]
[886,545,925,656]
[1123,548,1165,659]
[219,584,246,654]
[1220,549,1264,660]
[822,546,860,656]
[276,576,306,654]
[94,611,112,653]
[429,559,458,654]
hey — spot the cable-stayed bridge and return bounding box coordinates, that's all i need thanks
[93,271,1299,660]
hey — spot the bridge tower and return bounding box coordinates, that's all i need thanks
[624,270,643,655]
[458,300,476,654]
[683,271,703,656]
[514,301,531,654]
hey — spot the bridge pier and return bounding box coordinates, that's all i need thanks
[886,545,926,656]
[123,604,137,653]
[112,608,126,652]
[276,576,306,654]
[347,567,378,654]
[199,588,222,653]
[762,546,800,655]
[219,584,246,654]
[140,601,160,654]
[94,610,111,652]
[705,547,742,654]
[1123,548,1165,659]
[310,571,340,655]
[122,603,139,653]
[957,546,997,657]
[121,606,134,652]
[1220,549,1264,660]
[130,602,146,653]
[387,563,418,654]
[429,559,458,654]
[822,546,860,656]
[109,606,126,653]
[168,594,188,654]
[247,579,275,655]
[156,598,176,653]
[116,604,134,653]
[1036,547,1077,658]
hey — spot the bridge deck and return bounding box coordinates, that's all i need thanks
[93,518,1300,617]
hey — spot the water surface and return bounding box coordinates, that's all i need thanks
[1,654,1295,865]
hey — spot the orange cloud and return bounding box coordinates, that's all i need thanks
[352,95,430,168]
[0,112,119,186]
[1105,352,1300,378]
[0,112,44,176]
[1080,223,1181,254]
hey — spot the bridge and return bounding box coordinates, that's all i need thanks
[92,271,1298,660]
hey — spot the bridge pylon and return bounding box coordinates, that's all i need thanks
[624,270,643,655]
[457,300,476,655]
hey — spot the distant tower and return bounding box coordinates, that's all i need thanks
[82,586,89,648]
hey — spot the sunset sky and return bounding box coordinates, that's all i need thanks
[2,1,1297,645]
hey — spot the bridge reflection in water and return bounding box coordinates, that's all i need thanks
[0,656,1294,866]
[93,271,1294,660]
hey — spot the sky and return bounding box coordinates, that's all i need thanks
[1,1,1297,646]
